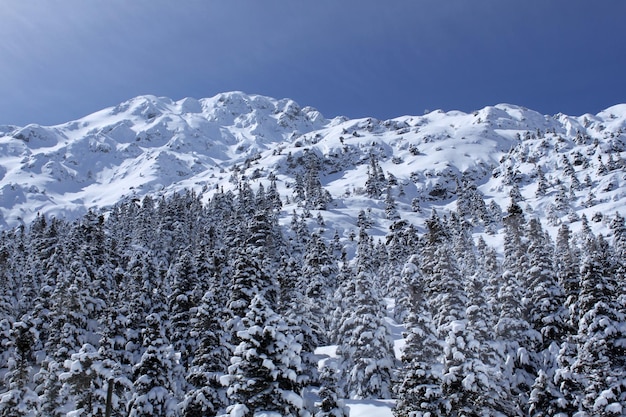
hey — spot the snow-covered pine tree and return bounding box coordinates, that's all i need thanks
[278,255,320,388]
[524,218,566,350]
[127,313,182,417]
[475,236,501,316]
[420,210,466,331]
[386,220,420,321]
[554,223,581,331]
[494,202,537,415]
[303,150,332,210]
[384,187,400,220]
[529,368,564,417]
[0,320,40,417]
[314,367,347,417]
[393,256,444,417]
[122,250,168,368]
[303,233,338,340]
[182,289,231,417]
[336,234,395,400]
[365,153,386,199]
[462,272,512,415]
[224,294,307,417]
[96,305,134,416]
[570,235,626,416]
[523,220,567,416]
[59,343,127,417]
[167,251,201,370]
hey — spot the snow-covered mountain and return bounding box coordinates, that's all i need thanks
[0,91,625,239]
[3,92,626,416]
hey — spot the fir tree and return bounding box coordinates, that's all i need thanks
[182,290,231,417]
[393,257,444,417]
[303,233,338,339]
[0,320,39,417]
[167,251,201,370]
[314,367,347,417]
[127,313,182,417]
[524,218,566,350]
[571,235,626,416]
[224,294,306,417]
[336,243,395,399]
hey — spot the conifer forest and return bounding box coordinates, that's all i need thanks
[0,95,626,416]
[1,182,625,416]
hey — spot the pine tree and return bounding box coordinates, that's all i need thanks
[279,256,321,391]
[122,250,167,368]
[535,164,549,197]
[96,306,134,417]
[0,320,40,417]
[571,235,626,416]
[384,187,400,220]
[167,251,201,370]
[494,203,538,415]
[182,290,231,417]
[524,218,566,350]
[365,153,386,198]
[336,244,395,399]
[314,367,347,417]
[127,313,182,417]
[476,236,501,318]
[528,369,562,417]
[393,256,444,417]
[420,211,466,332]
[60,343,129,417]
[303,233,338,340]
[224,294,306,417]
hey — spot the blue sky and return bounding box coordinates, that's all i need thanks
[0,0,624,126]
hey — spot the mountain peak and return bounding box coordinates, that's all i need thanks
[0,93,624,235]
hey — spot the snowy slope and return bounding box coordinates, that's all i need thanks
[0,92,625,243]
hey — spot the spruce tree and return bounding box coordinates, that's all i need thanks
[314,367,347,417]
[393,256,444,417]
[571,235,626,416]
[0,320,39,417]
[224,294,306,417]
[167,251,201,370]
[182,290,231,417]
[524,218,566,350]
[127,313,182,417]
[336,235,395,400]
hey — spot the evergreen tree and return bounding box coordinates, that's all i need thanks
[167,251,201,370]
[60,343,130,417]
[0,320,39,417]
[420,211,466,332]
[494,204,538,415]
[182,290,231,417]
[127,313,182,417]
[571,235,626,416]
[524,218,566,350]
[554,224,581,328]
[393,257,444,417]
[384,187,400,220]
[365,153,386,198]
[314,367,347,417]
[336,245,395,399]
[303,233,338,340]
[224,294,306,417]
[535,164,549,197]
[528,369,562,417]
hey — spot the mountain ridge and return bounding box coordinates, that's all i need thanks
[0,92,624,241]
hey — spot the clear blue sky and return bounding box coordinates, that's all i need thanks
[1,0,624,126]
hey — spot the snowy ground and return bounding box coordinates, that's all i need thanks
[344,399,395,417]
